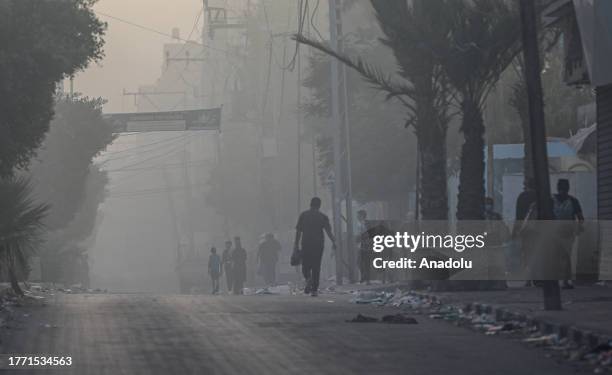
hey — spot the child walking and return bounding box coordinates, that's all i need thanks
[208,247,222,294]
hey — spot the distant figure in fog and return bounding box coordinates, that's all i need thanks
[484,197,508,289]
[484,197,509,245]
[231,237,247,295]
[356,209,371,285]
[208,247,222,294]
[221,240,233,293]
[257,233,281,285]
[512,178,538,283]
[553,178,584,289]
[294,197,336,297]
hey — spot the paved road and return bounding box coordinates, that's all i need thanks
[0,293,579,375]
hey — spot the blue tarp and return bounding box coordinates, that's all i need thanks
[487,142,576,161]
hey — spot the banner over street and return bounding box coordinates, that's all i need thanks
[104,108,222,133]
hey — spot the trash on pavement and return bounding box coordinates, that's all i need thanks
[381,314,418,324]
[252,284,292,295]
[346,314,378,323]
[523,334,559,345]
[350,291,392,305]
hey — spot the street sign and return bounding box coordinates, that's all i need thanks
[104,107,222,133]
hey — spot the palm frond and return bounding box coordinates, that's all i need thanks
[0,177,49,271]
[293,33,416,111]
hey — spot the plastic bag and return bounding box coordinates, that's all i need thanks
[290,249,302,266]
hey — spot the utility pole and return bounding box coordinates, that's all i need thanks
[519,0,561,311]
[341,29,355,284]
[202,0,230,239]
[328,0,344,285]
[328,0,355,283]
[297,41,303,215]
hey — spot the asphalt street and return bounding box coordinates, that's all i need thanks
[0,293,579,375]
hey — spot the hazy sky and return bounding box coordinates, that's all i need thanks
[74,0,204,113]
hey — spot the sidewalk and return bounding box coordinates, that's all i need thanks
[330,281,612,347]
[414,283,612,347]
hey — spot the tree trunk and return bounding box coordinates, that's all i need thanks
[457,98,486,220]
[416,103,449,220]
[518,81,534,183]
[511,73,534,184]
[521,113,535,183]
[8,262,24,297]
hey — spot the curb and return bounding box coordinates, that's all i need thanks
[408,290,610,349]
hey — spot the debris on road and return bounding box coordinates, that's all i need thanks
[348,287,612,373]
[346,314,378,323]
[245,284,295,296]
[381,314,418,324]
[349,290,393,305]
[523,334,559,346]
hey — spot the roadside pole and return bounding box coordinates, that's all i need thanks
[519,0,562,310]
[328,0,345,285]
[329,0,356,284]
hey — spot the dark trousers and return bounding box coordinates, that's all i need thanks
[232,264,246,295]
[302,247,324,292]
[224,265,232,292]
[211,275,220,294]
[232,280,244,295]
[262,262,276,285]
[359,250,371,283]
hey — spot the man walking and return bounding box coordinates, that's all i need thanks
[294,197,336,297]
[208,247,222,294]
[512,178,538,281]
[231,237,247,295]
[221,240,233,293]
[553,179,584,289]
[257,233,281,285]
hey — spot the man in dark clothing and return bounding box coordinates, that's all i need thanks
[512,178,538,283]
[553,179,584,289]
[485,197,509,245]
[257,233,281,285]
[484,197,509,289]
[514,179,537,223]
[231,237,247,295]
[221,240,233,293]
[294,197,336,297]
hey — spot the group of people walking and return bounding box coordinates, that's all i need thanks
[207,237,247,295]
[513,177,584,287]
[208,180,585,296]
[207,234,283,295]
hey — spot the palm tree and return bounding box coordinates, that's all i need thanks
[296,0,455,220]
[443,0,522,220]
[0,177,49,295]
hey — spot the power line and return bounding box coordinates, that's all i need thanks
[261,0,308,71]
[98,136,190,170]
[96,11,240,57]
[102,143,191,190]
[108,183,208,198]
[105,160,212,173]
[168,9,203,60]
[98,133,189,159]
[310,0,325,41]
